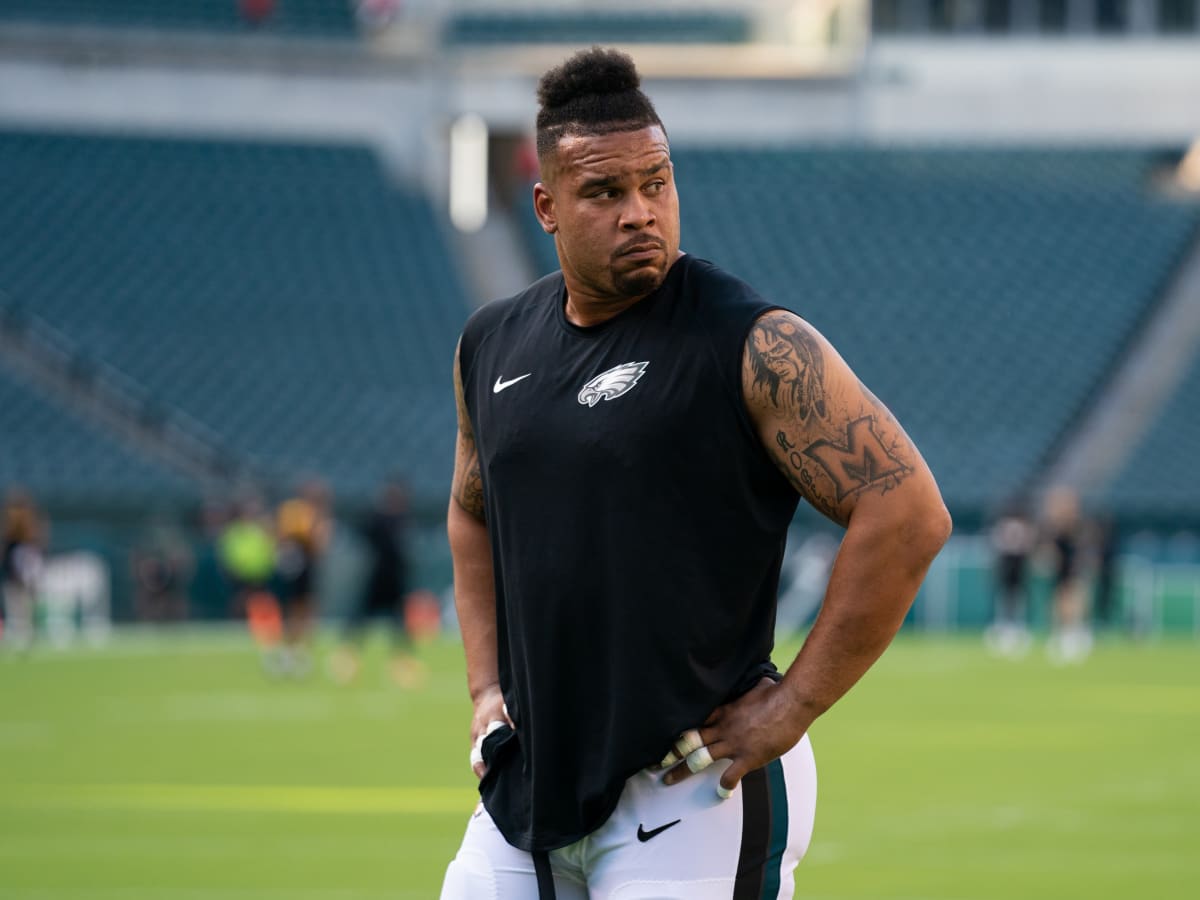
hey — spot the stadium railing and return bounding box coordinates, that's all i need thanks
[918,535,1200,636]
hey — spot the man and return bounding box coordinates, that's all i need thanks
[442,48,951,899]
[2,487,46,651]
[272,480,331,678]
[329,478,425,686]
[986,499,1034,657]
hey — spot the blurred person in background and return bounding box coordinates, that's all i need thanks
[131,517,194,622]
[1043,487,1091,663]
[1,487,47,651]
[1089,513,1120,632]
[329,477,425,687]
[190,496,234,621]
[442,48,951,898]
[272,480,332,679]
[217,492,279,665]
[985,498,1035,657]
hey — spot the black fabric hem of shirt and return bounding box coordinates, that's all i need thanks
[483,661,783,855]
[552,252,687,339]
[482,781,626,854]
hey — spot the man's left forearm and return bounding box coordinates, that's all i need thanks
[780,499,951,731]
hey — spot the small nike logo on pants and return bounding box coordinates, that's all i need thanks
[637,819,681,842]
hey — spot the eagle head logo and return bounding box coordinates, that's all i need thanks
[578,361,649,408]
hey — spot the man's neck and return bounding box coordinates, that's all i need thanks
[563,291,645,328]
[562,251,684,328]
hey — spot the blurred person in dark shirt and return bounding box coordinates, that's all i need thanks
[985,499,1035,657]
[273,480,332,678]
[2,487,47,651]
[131,518,194,622]
[1089,513,1120,632]
[1044,487,1091,663]
[329,478,425,686]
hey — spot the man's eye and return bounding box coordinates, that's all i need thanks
[645,181,665,195]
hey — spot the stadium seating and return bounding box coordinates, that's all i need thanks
[443,9,751,45]
[522,147,1200,514]
[1105,348,1200,520]
[0,0,356,37]
[6,131,1198,517]
[0,365,191,502]
[0,129,469,503]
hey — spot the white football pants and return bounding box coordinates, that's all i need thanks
[440,734,817,899]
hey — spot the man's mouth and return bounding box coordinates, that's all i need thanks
[617,240,664,260]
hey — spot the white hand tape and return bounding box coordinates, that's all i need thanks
[674,728,704,758]
[686,745,715,774]
[471,720,507,771]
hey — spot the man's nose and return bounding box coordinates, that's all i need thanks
[619,193,655,230]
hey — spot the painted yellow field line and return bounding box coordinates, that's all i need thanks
[5,783,477,815]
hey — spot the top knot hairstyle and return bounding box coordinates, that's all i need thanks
[535,47,665,166]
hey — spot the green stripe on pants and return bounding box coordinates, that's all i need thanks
[760,757,789,900]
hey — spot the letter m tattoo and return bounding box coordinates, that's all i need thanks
[803,416,908,502]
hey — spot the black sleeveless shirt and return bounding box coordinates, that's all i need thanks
[459,254,800,852]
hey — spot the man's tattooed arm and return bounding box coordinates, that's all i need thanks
[748,315,827,422]
[744,310,914,525]
[451,340,486,521]
[727,315,950,785]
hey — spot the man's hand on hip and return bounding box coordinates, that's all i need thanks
[659,678,808,798]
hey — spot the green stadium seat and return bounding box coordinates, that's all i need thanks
[443,9,751,45]
[0,0,356,37]
[522,146,1200,515]
[1104,349,1200,519]
[0,129,470,503]
[0,366,192,502]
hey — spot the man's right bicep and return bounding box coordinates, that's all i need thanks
[451,431,486,520]
[451,338,487,521]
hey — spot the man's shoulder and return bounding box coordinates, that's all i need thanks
[464,270,563,343]
[678,254,779,320]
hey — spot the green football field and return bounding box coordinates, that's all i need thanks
[1,629,1197,899]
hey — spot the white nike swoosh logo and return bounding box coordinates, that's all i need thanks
[493,373,532,393]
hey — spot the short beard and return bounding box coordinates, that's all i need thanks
[611,261,665,298]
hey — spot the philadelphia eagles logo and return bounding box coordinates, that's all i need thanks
[578,361,649,407]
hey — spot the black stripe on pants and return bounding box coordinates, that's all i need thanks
[732,766,771,900]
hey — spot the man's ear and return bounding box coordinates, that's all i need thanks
[533,183,557,235]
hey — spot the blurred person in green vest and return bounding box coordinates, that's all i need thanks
[217,493,279,667]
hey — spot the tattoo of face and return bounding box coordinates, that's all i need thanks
[802,416,910,502]
[460,460,485,518]
[750,317,827,422]
[452,339,486,521]
[452,428,487,520]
